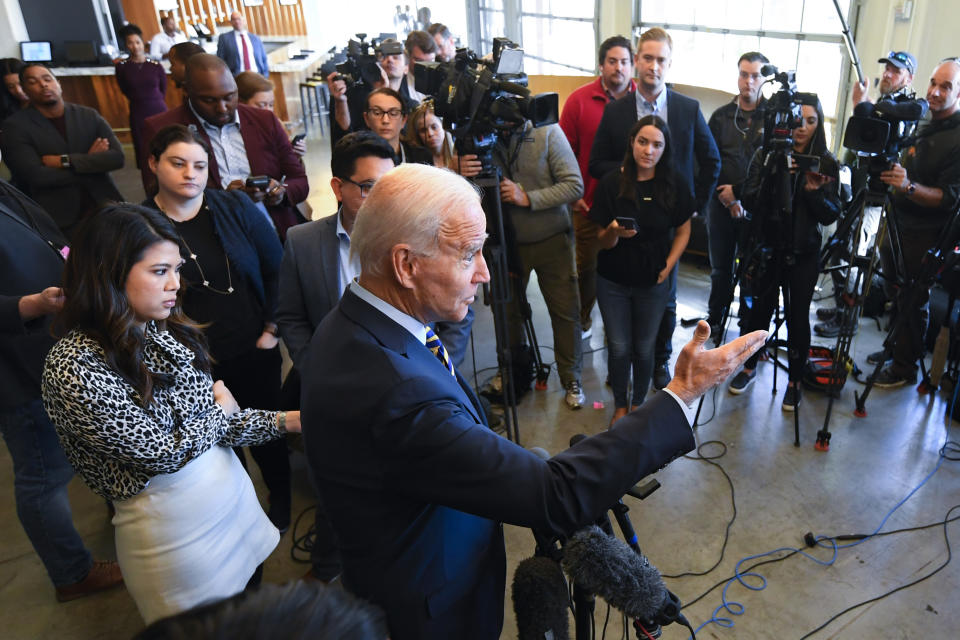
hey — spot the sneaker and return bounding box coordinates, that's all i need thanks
[564,380,585,409]
[816,307,839,321]
[729,369,757,395]
[581,327,592,340]
[488,371,503,394]
[55,560,124,602]
[866,350,890,366]
[814,316,858,338]
[782,385,801,411]
[653,364,671,390]
[873,366,915,388]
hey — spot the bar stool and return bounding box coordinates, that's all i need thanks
[298,80,324,135]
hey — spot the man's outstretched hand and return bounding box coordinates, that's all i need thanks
[666,321,768,406]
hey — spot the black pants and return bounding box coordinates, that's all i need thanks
[213,346,291,527]
[742,251,819,381]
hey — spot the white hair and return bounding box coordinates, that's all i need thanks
[351,163,482,277]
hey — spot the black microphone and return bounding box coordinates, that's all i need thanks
[761,63,778,77]
[875,97,929,121]
[561,526,683,626]
[512,556,571,640]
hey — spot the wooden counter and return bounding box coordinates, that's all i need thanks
[52,38,324,143]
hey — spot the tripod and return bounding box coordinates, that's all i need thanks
[854,206,960,415]
[813,181,886,449]
[470,162,550,445]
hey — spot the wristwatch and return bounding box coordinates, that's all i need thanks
[906,182,917,195]
[60,154,70,168]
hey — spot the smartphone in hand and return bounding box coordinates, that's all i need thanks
[615,216,638,231]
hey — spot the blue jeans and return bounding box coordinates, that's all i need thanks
[707,199,745,322]
[0,398,92,587]
[597,275,671,408]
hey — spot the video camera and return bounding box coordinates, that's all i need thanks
[843,93,928,189]
[320,33,403,89]
[413,37,559,175]
[760,64,818,154]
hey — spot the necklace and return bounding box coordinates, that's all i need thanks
[156,199,234,295]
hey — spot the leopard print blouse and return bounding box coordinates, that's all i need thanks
[41,324,281,501]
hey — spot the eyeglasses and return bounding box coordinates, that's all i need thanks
[342,176,377,197]
[367,107,403,119]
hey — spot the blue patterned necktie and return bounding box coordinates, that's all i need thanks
[425,327,455,377]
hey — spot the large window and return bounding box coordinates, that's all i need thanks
[478,0,597,75]
[637,0,853,147]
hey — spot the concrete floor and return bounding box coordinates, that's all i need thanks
[1,129,958,639]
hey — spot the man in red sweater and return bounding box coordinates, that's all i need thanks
[558,36,636,338]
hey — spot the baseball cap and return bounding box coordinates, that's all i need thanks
[878,51,917,75]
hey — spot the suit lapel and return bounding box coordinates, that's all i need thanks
[339,290,484,424]
[320,215,341,307]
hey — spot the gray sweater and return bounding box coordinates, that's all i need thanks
[494,122,584,244]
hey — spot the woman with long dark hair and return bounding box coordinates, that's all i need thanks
[590,115,695,424]
[41,203,300,624]
[728,94,841,409]
[115,24,167,165]
[142,124,293,531]
[0,57,29,123]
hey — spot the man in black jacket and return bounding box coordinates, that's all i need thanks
[0,63,124,238]
[873,59,960,386]
[0,166,123,602]
[705,51,768,333]
[589,28,720,389]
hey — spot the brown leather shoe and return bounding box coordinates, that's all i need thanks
[55,560,124,602]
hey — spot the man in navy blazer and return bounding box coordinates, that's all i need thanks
[301,163,766,639]
[589,27,721,391]
[216,11,269,77]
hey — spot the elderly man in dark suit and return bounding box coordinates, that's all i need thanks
[216,10,269,77]
[277,131,397,582]
[0,164,123,602]
[301,162,766,640]
[589,27,721,391]
[140,54,307,241]
[0,63,124,238]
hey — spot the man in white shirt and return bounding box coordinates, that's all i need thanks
[149,16,187,60]
[216,11,269,77]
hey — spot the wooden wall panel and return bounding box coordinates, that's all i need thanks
[120,0,161,40]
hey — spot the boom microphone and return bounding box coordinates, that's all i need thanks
[761,63,778,77]
[512,556,570,640]
[561,526,682,625]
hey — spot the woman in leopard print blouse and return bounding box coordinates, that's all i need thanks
[41,204,301,624]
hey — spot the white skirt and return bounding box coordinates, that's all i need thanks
[113,445,279,624]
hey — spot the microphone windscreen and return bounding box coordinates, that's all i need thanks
[561,526,667,621]
[875,98,929,121]
[853,101,876,117]
[512,556,570,640]
[761,64,778,77]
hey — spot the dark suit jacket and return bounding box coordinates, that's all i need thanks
[302,288,695,640]
[0,103,124,236]
[216,30,269,77]
[276,212,340,369]
[589,88,721,212]
[140,103,308,239]
[0,179,67,409]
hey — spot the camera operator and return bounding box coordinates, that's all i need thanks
[402,30,437,104]
[816,51,918,337]
[326,39,413,147]
[706,51,768,335]
[729,94,842,410]
[427,23,457,63]
[853,51,917,106]
[871,59,960,387]
[495,118,587,409]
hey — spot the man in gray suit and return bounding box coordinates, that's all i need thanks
[277,130,397,581]
[0,63,124,238]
